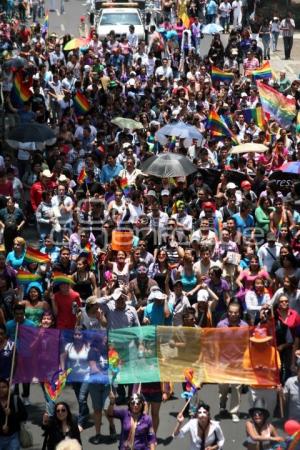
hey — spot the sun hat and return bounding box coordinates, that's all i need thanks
[248,398,270,419]
[250,327,272,343]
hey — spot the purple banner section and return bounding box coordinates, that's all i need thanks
[13,326,60,383]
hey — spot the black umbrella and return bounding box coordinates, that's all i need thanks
[3,56,29,70]
[197,168,249,193]
[6,123,56,149]
[140,153,197,178]
[269,171,298,195]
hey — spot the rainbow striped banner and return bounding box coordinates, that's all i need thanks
[24,247,51,264]
[211,66,234,83]
[16,271,42,284]
[52,272,75,285]
[11,72,32,107]
[242,107,266,129]
[77,167,87,185]
[257,80,296,127]
[208,109,239,144]
[73,90,90,115]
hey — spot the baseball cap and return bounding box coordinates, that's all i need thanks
[41,169,52,178]
[58,174,67,182]
[197,289,209,303]
[226,182,237,190]
[161,189,170,196]
[241,180,252,190]
[177,177,185,183]
[112,288,127,301]
[241,92,248,98]
[147,190,157,198]
[148,287,166,301]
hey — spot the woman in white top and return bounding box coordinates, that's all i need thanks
[173,401,225,450]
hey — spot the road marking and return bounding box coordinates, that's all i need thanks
[56,8,60,15]
[61,23,65,31]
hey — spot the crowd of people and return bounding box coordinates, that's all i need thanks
[0,0,300,448]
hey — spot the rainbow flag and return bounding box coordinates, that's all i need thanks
[52,272,75,285]
[252,61,272,80]
[77,167,87,185]
[16,270,42,285]
[24,247,50,264]
[242,107,266,129]
[41,11,49,35]
[44,369,72,401]
[119,177,131,196]
[81,243,95,270]
[211,66,234,83]
[257,80,296,127]
[180,12,190,28]
[108,347,120,384]
[73,90,90,115]
[207,110,239,144]
[11,72,32,107]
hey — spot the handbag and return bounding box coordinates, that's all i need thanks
[19,422,33,448]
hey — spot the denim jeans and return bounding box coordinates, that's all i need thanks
[0,432,20,450]
[220,16,230,32]
[72,382,90,426]
[272,31,279,50]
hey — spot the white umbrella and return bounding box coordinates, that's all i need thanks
[229,143,268,154]
[202,23,224,34]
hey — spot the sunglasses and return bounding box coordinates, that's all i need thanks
[253,410,264,416]
[56,408,67,413]
[130,401,142,406]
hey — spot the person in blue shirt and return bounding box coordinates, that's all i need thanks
[100,154,123,184]
[206,0,218,23]
[232,201,255,238]
[40,235,60,264]
[143,287,173,326]
[6,236,26,270]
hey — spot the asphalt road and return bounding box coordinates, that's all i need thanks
[25,381,286,450]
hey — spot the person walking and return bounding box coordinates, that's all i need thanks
[280,12,295,60]
[270,17,280,52]
[259,18,271,60]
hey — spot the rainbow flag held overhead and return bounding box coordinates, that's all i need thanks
[11,72,32,107]
[41,11,49,35]
[44,369,72,401]
[119,177,131,196]
[81,243,95,270]
[257,80,296,127]
[77,167,87,185]
[52,272,75,285]
[207,109,239,144]
[211,66,234,83]
[252,61,272,80]
[16,270,42,285]
[24,247,50,264]
[73,90,90,115]
[241,107,266,129]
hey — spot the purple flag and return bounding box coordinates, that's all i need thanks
[14,325,60,383]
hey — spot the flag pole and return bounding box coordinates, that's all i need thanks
[4,322,19,427]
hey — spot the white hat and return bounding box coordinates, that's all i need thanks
[58,174,67,182]
[41,169,53,178]
[161,189,170,196]
[122,142,131,149]
[112,288,127,301]
[147,190,157,197]
[148,287,166,301]
[226,182,237,190]
[197,289,209,302]
[241,92,248,98]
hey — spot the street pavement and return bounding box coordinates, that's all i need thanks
[26,381,286,450]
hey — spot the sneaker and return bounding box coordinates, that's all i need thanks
[89,434,102,445]
[219,408,228,417]
[22,397,30,406]
[232,413,240,423]
[110,424,117,441]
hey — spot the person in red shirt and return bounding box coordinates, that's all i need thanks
[51,282,82,329]
[30,169,56,212]
[0,171,13,198]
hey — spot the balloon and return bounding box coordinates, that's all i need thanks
[284,420,300,436]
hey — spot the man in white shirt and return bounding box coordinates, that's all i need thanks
[232,0,242,29]
[147,201,169,245]
[127,25,138,51]
[155,58,173,82]
[219,0,232,33]
[257,233,282,273]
